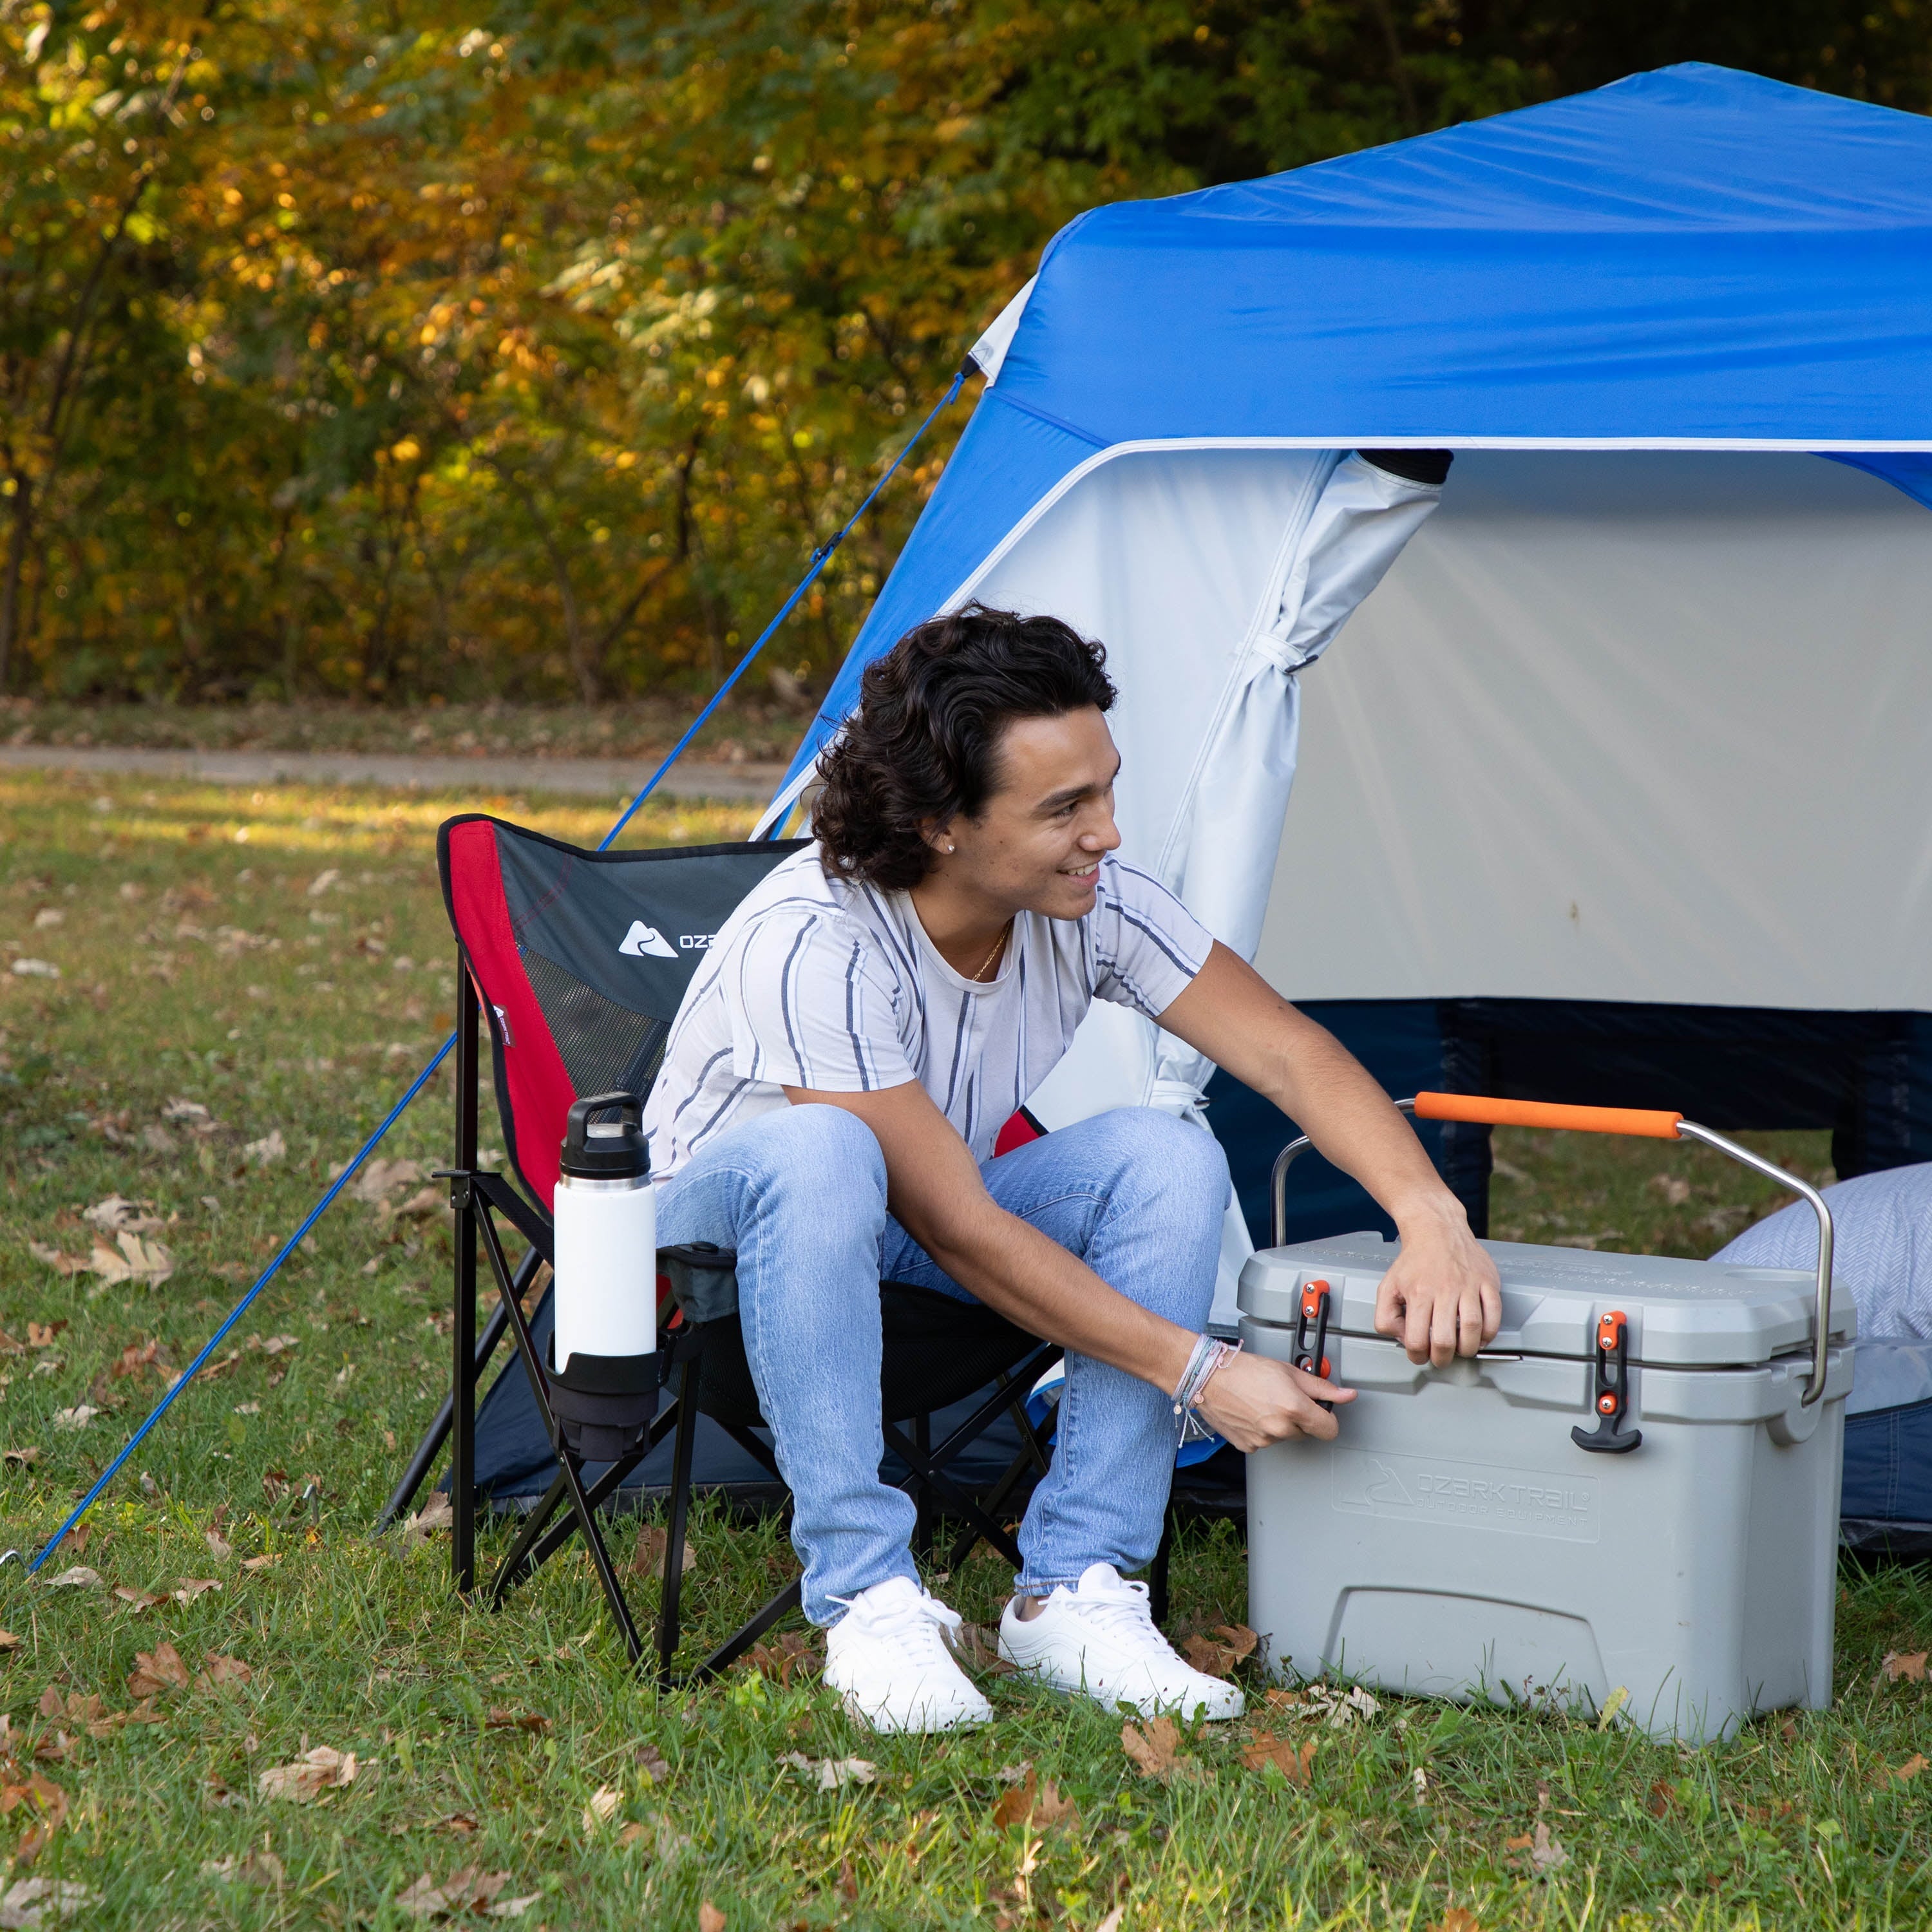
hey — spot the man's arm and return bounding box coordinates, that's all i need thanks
[779,1081,1352,1450]
[1157,943,1501,1366]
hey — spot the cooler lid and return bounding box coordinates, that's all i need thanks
[1238,1232,1856,1369]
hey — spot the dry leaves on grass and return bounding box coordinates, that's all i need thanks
[1241,1734,1318,1784]
[989,1767,1079,1831]
[1502,1822,1569,1875]
[1120,1716,1204,1784]
[395,1867,538,1921]
[1269,1682,1380,1728]
[82,1197,164,1236]
[634,1743,670,1785]
[50,1410,97,1434]
[258,1745,357,1803]
[202,1850,284,1889]
[581,1786,621,1832]
[485,1709,551,1736]
[1878,1753,1929,1786]
[40,1569,99,1591]
[1880,1650,1928,1683]
[0,1876,97,1927]
[400,1495,454,1549]
[1179,1623,1258,1679]
[740,1631,820,1686]
[2,1450,38,1470]
[127,1642,190,1697]
[947,1622,1016,1678]
[34,1231,175,1289]
[1430,1911,1481,1932]
[24,1325,64,1351]
[627,1524,695,1581]
[0,1774,69,1864]
[242,1131,287,1168]
[169,1578,221,1605]
[198,1653,252,1692]
[0,1634,19,1654]
[699,1906,726,1932]
[780,1752,878,1794]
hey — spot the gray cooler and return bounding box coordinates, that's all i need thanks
[1240,1234,1855,1741]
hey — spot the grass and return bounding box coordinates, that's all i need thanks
[1,764,1929,1930]
[0,693,811,768]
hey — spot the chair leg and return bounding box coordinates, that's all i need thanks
[686,1576,804,1684]
[451,978,480,1595]
[657,1357,703,1690]
[881,1419,1024,1571]
[1150,1505,1176,1629]
[553,1443,647,1669]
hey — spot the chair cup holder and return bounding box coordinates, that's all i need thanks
[547,1348,658,1461]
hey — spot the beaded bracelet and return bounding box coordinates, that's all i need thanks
[1171,1334,1242,1445]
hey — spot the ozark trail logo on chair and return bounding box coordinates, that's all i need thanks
[617,920,677,960]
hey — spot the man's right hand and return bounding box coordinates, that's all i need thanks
[1195,1353,1356,1452]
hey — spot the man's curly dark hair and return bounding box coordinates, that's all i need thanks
[813,604,1116,891]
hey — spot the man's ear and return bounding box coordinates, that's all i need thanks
[919,816,958,858]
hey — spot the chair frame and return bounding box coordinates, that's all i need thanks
[390,958,1066,1687]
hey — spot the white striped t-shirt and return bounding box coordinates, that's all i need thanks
[643,845,1214,1184]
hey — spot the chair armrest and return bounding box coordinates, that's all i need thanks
[658,1242,739,1325]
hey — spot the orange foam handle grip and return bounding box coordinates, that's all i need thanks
[1413,1092,1684,1140]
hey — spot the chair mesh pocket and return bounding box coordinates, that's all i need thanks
[520,945,669,1103]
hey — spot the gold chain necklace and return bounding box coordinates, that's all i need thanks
[970,920,1014,983]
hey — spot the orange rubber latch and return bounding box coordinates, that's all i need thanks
[1293,1278,1335,1405]
[1573,1308,1640,1454]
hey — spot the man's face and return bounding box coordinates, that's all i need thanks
[936,706,1122,920]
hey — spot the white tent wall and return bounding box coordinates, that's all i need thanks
[934,444,1446,1327]
[1258,451,1932,1010]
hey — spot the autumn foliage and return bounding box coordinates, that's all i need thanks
[5,1,1929,706]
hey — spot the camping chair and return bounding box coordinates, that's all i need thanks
[388,813,1062,1687]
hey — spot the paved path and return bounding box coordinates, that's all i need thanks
[0,743,790,804]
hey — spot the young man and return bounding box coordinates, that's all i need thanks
[645,605,1500,1733]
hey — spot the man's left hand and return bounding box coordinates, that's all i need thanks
[1374,1205,1502,1367]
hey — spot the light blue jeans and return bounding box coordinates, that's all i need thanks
[656,1103,1228,1625]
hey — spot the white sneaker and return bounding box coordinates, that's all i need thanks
[998,1562,1245,1721]
[823,1576,994,1734]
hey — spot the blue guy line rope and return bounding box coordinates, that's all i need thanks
[27,366,968,1571]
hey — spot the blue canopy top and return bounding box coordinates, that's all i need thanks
[782,64,1932,789]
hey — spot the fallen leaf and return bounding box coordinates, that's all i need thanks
[51,1408,97,1434]
[948,1622,1017,1677]
[1121,1716,1192,1781]
[699,1906,726,1932]
[83,1197,163,1235]
[401,1494,454,1549]
[24,1324,66,1350]
[388,1186,449,1222]
[1881,1650,1928,1683]
[343,1157,427,1206]
[0,1876,97,1926]
[205,1530,232,1561]
[582,1785,621,1832]
[1504,1832,1533,1852]
[1,1449,37,1470]
[127,1642,190,1698]
[627,1524,695,1580]
[1597,1684,1629,1730]
[486,1709,551,1736]
[395,1866,513,1920]
[243,1131,287,1168]
[258,1745,357,1801]
[634,1743,670,1785]
[171,1578,221,1604]
[241,1553,281,1574]
[780,1752,877,1793]
[989,1766,1079,1830]
[198,1653,252,1690]
[202,1850,285,1888]
[1884,1752,1929,1785]
[1530,1821,1568,1874]
[1430,1911,1481,1932]
[113,1587,164,1613]
[739,1630,820,1685]
[489,1898,538,1921]
[1094,1911,1125,1932]
[41,1569,99,1591]
[24,1245,84,1280]
[1242,1734,1318,1783]
[0,1633,18,1654]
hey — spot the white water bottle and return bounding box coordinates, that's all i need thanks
[549,1092,656,1459]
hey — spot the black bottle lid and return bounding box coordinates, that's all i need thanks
[558,1090,649,1181]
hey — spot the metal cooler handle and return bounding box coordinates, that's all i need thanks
[1268,1092,1836,1407]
